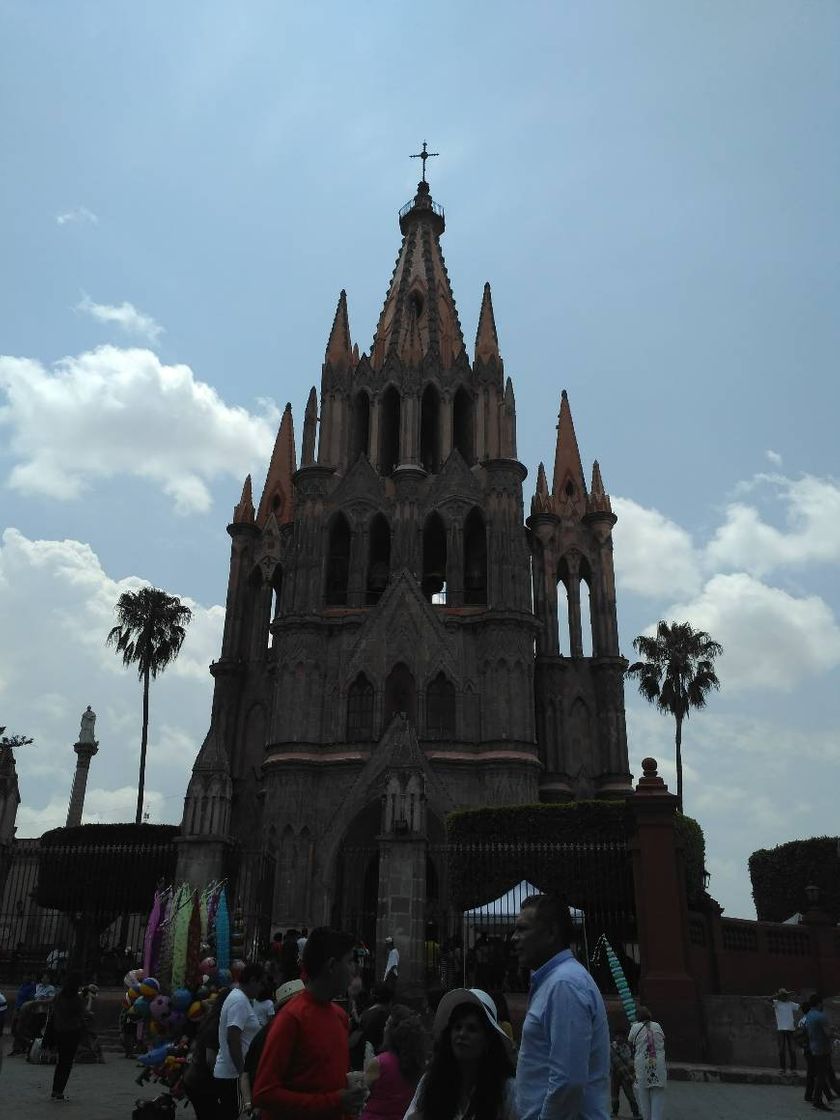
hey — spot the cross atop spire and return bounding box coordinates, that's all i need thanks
[410,140,438,183]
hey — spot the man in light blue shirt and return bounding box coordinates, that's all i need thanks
[513,894,610,1120]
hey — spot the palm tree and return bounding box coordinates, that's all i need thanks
[627,620,722,812]
[107,587,192,824]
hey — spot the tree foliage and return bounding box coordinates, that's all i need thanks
[107,586,192,824]
[749,837,840,923]
[36,823,178,913]
[626,620,722,811]
[445,801,706,910]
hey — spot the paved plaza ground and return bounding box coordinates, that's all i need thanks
[0,1038,822,1120]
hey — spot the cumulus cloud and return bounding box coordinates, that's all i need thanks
[612,497,701,599]
[76,294,163,343]
[665,572,840,692]
[765,450,783,467]
[0,528,222,835]
[706,473,840,576]
[55,206,99,226]
[0,346,279,514]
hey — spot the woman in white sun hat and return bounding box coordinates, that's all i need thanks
[404,988,517,1120]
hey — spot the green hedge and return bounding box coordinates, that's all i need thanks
[37,823,178,913]
[446,801,705,909]
[749,837,840,922]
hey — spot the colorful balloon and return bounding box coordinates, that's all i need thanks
[150,995,172,1021]
[171,988,192,1013]
[139,977,160,998]
[187,1000,204,1021]
[132,996,151,1020]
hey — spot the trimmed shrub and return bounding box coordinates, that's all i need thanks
[749,837,840,922]
[445,801,705,910]
[36,823,178,913]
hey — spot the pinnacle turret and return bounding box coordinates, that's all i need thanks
[587,459,613,515]
[475,283,501,366]
[256,403,296,527]
[232,475,255,524]
[325,290,353,370]
[301,386,318,466]
[552,390,587,504]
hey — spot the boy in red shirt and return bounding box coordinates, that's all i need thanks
[253,927,366,1119]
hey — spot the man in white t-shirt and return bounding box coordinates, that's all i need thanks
[213,963,264,1119]
[383,936,399,988]
[769,986,799,1073]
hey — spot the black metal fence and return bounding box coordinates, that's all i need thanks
[0,836,178,984]
[0,838,280,985]
[334,836,637,994]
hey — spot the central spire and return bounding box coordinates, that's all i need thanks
[371,179,465,370]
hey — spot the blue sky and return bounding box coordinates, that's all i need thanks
[1,0,839,919]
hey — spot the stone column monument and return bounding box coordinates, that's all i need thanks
[66,706,98,828]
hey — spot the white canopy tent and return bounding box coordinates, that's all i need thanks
[464,880,585,927]
[462,880,589,980]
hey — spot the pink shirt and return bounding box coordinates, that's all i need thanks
[360,1051,416,1120]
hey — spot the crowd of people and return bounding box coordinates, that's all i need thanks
[7,902,839,1117]
[153,893,674,1120]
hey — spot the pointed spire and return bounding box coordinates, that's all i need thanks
[325,290,352,369]
[256,402,297,527]
[475,282,501,365]
[502,376,517,458]
[552,390,587,503]
[301,386,318,466]
[371,189,465,370]
[232,474,255,524]
[588,459,613,514]
[537,462,549,497]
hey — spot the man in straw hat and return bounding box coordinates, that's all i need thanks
[513,893,610,1119]
[768,986,799,1073]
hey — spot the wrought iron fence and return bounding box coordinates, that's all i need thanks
[0,836,177,984]
[334,836,637,994]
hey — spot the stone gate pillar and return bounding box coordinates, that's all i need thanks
[375,723,427,998]
[630,757,703,1059]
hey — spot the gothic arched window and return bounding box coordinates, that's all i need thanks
[347,673,374,741]
[453,385,474,464]
[351,391,370,460]
[325,513,351,605]
[384,662,417,726]
[426,672,456,739]
[366,514,391,605]
[463,508,487,605]
[420,383,441,473]
[379,385,401,475]
[422,512,447,602]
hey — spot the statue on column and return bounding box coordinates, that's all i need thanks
[79,706,97,744]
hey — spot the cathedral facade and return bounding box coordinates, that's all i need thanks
[177,177,632,959]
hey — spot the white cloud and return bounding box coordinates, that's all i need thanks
[76,294,163,343]
[706,473,840,576]
[765,450,783,466]
[0,346,279,514]
[0,528,222,836]
[16,787,168,835]
[612,496,701,599]
[666,572,840,692]
[55,206,98,226]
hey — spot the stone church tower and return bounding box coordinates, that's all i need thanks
[178,175,632,973]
